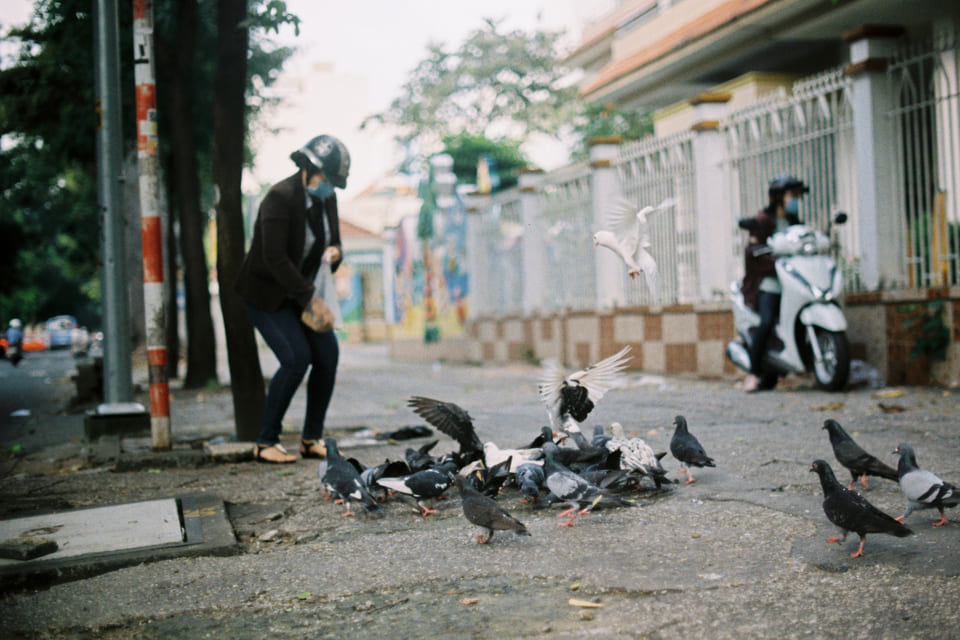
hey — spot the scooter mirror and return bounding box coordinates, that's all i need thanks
[833,212,848,225]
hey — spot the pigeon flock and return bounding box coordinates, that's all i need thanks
[319,348,955,557]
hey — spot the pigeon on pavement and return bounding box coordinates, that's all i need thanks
[407,396,483,465]
[669,415,715,484]
[515,462,546,504]
[538,346,632,428]
[454,474,529,544]
[404,440,439,473]
[893,443,959,527]
[822,419,898,489]
[592,197,672,301]
[483,441,543,473]
[542,442,633,526]
[376,462,457,517]
[810,459,912,558]
[321,438,381,517]
[606,422,669,488]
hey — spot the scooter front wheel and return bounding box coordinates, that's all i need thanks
[810,328,850,391]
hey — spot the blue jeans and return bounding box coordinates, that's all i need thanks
[749,291,780,375]
[243,300,338,446]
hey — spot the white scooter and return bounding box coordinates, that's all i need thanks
[726,214,850,390]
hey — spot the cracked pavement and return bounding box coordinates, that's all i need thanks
[1,345,959,638]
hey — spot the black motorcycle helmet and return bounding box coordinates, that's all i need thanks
[768,174,808,203]
[290,135,351,189]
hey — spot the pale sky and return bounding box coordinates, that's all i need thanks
[2,0,614,198]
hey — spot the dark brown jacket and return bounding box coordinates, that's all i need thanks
[235,173,343,312]
[741,207,799,310]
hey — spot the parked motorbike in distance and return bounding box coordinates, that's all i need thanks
[726,213,850,391]
[5,340,22,366]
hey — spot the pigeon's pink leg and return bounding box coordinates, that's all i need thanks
[849,540,865,558]
[557,507,576,518]
[894,515,906,523]
[933,510,948,527]
[341,508,355,517]
[419,504,439,517]
[558,513,578,527]
[826,536,841,545]
[477,532,492,544]
[859,474,869,489]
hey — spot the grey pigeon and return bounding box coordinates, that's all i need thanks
[894,443,959,527]
[376,463,457,517]
[810,459,912,558]
[822,419,898,489]
[669,415,715,484]
[542,442,633,526]
[455,474,529,544]
[538,346,632,427]
[515,462,546,503]
[407,396,483,465]
[321,438,381,516]
[404,440,439,472]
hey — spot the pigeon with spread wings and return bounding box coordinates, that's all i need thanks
[407,396,483,465]
[538,346,632,429]
[593,198,673,302]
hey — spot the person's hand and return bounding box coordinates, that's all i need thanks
[322,246,341,263]
[301,292,334,332]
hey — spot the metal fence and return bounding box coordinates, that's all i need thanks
[888,27,960,288]
[539,162,596,312]
[463,34,959,319]
[617,131,698,304]
[721,68,860,290]
[472,192,525,316]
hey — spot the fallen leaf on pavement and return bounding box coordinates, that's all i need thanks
[460,597,479,605]
[874,389,905,398]
[878,403,906,413]
[811,402,845,411]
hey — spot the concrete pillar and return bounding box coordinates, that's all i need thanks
[381,226,397,325]
[589,137,625,308]
[518,170,546,315]
[843,25,906,289]
[689,92,732,301]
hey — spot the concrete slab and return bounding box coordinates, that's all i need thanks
[0,494,237,590]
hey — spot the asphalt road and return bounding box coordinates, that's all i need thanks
[1,344,959,638]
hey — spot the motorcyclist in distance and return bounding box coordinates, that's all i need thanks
[5,318,24,366]
[741,175,808,392]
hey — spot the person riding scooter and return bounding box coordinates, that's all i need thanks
[741,175,808,392]
[5,318,24,366]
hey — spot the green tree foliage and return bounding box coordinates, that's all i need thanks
[570,102,653,160]
[363,18,577,148]
[441,132,528,191]
[0,0,296,331]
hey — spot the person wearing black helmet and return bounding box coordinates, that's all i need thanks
[741,174,808,392]
[236,134,350,463]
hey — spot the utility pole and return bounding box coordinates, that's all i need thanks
[133,0,172,450]
[94,0,133,405]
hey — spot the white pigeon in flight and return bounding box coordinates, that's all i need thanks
[593,198,672,302]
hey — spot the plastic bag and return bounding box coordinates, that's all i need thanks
[314,261,342,330]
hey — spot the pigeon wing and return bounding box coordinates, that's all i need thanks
[567,345,633,404]
[407,396,482,454]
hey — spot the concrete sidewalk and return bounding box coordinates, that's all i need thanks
[2,343,959,637]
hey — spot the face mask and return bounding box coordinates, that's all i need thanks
[784,197,799,215]
[307,180,335,201]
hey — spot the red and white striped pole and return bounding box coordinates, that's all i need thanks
[133,0,171,450]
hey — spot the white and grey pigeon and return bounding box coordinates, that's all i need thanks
[483,441,543,473]
[893,443,959,527]
[376,461,457,517]
[541,442,633,526]
[606,422,669,488]
[538,346,632,429]
[593,197,673,302]
[321,437,381,517]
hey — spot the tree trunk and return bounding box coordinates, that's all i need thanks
[213,0,264,441]
[168,0,217,389]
